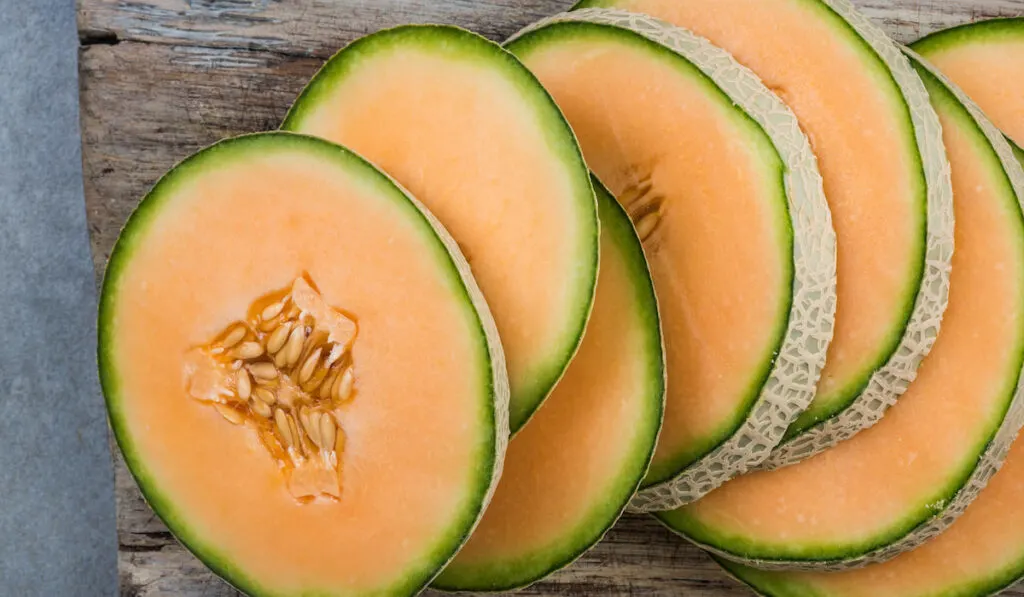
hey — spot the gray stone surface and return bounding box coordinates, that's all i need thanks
[0,0,117,594]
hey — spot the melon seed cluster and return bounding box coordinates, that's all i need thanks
[622,175,664,243]
[188,276,357,500]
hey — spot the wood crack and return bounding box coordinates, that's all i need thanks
[79,28,121,46]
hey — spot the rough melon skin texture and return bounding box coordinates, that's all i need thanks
[578,0,954,469]
[708,55,1024,595]
[656,49,1024,570]
[432,181,664,592]
[508,9,836,510]
[99,133,509,597]
[282,25,598,433]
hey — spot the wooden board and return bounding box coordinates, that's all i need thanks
[76,1,1024,595]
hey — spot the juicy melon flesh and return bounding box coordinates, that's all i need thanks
[721,55,1024,592]
[510,22,792,485]
[433,185,664,591]
[658,60,1024,564]
[283,25,597,432]
[99,134,503,597]
[723,439,1024,597]
[914,19,1024,148]
[583,0,926,434]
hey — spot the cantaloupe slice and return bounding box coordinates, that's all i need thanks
[432,181,664,591]
[704,54,1024,594]
[282,25,598,433]
[914,18,1024,150]
[507,9,837,509]
[656,51,1024,569]
[99,133,509,596]
[579,0,955,468]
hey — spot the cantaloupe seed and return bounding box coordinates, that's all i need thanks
[183,273,357,502]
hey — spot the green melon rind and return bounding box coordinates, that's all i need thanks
[913,17,1024,65]
[431,178,666,593]
[280,24,598,434]
[748,0,954,469]
[576,0,954,470]
[655,52,1024,571]
[509,8,838,510]
[98,132,510,597]
[914,17,1024,156]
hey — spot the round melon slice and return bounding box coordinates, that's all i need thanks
[98,133,509,596]
[704,53,1024,595]
[282,25,598,433]
[431,180,664,591]
[577,0,955,468]
[913,18,1024,151]
[507,10,837,509]
[655,51,1024,570]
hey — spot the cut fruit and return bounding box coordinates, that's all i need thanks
[914,18,1024,149]
[99,133,509,596]
[656,53,1024,570]
[432,180,664,591]
[508,10,837,509]
[576,0,954,468]
[708,53,1024,594]
[282,24,598,433]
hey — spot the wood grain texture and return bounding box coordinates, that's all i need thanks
[77,1,1024,595]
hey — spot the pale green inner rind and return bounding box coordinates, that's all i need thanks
[655,62,1024,564]
[281,24,599,433]
[509,20,794,486]
[913,17,1024,58]
[576,0,927,440]
[431,180,665,592]
[99,133,498,597]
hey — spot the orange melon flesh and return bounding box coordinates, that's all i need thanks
[580,0,927,437]
[283,25,598,432]
[658,57,1024,565]
[721,442,1024,597]
[509,21,793,486]
[717,57,1024,592]
[433,183,664,591]
[912,19,1024,255]
[913,19,1024,148]
[99,134,505,596]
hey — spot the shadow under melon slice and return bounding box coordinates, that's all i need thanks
[282,25,598,433]
[507,10,836,509]
[98,133,508,597]
[576,0,954,468]
[657,54,1024,571]
[432,181,664,592]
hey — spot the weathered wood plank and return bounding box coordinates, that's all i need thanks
[78,0,1024,595]
[77,0,1024,52]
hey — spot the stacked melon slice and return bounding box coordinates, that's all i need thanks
[97,2,1024,596]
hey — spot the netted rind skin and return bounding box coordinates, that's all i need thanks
[677,54,1024,572]
[761,0,955,470]
[510,8,838,511]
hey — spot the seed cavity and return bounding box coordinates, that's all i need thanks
[622,174,664,243]
[184,275,359,502]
